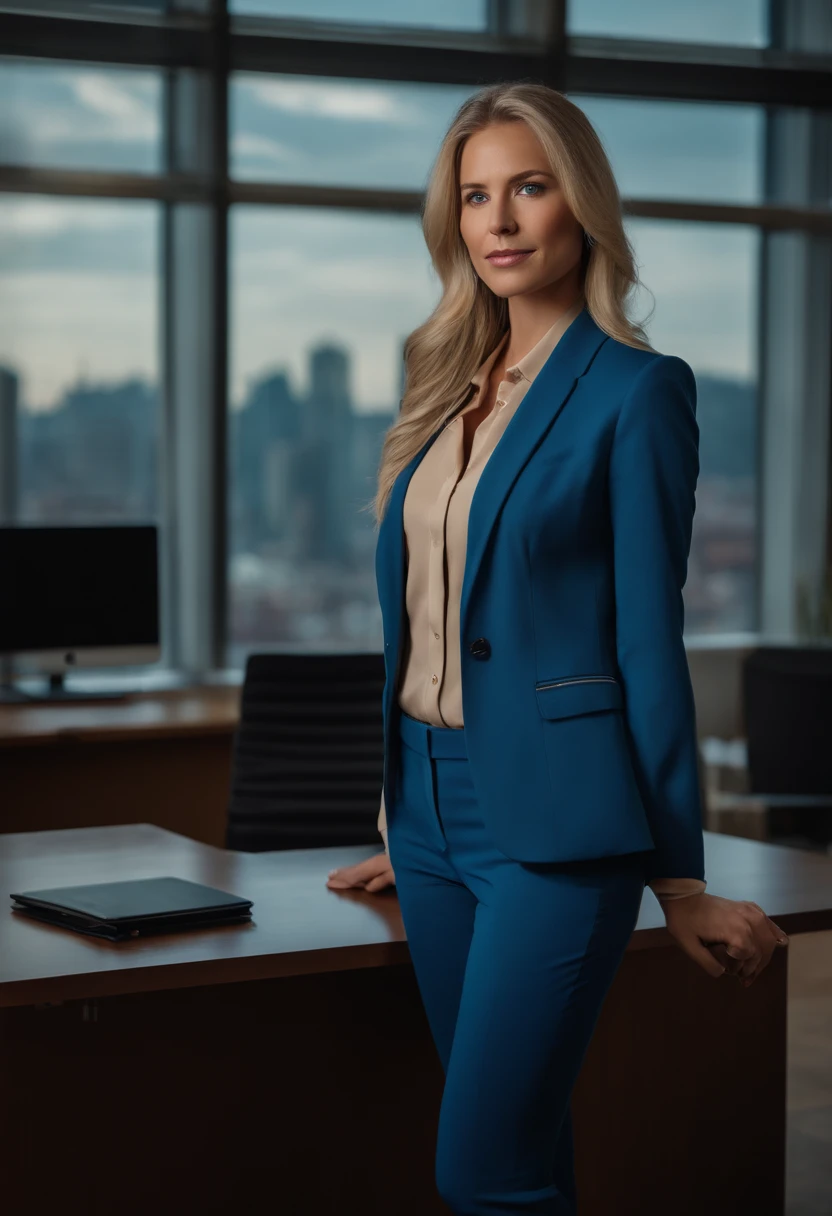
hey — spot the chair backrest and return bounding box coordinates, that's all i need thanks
[742,646,832,794]
[226,652,386,852]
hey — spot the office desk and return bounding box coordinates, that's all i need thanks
[1,824,830,1216]
[0,687,239,844]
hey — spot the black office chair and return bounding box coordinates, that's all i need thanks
[226,652,386,852]
[742,645,832,847]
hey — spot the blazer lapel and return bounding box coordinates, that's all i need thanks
[459,306,608,636]
[376,305,609,734]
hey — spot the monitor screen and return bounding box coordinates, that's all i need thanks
[0,525,159,655]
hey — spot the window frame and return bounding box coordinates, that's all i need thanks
[0,0,830,675]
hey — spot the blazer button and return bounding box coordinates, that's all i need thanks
[468,637,491,660]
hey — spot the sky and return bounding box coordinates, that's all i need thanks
[228,0,767,46]
[0,2,770,412]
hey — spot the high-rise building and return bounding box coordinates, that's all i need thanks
[0,366,19,523]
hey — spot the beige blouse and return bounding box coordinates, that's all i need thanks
[378,296,707,902]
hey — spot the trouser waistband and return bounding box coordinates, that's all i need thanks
[398,710,469,759]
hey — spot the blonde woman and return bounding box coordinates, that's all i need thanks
[327,82,788,1215]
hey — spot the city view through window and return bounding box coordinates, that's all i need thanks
[1,32,790,676]
[1,202,759,663]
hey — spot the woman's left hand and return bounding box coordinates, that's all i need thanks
[659,893,789,986]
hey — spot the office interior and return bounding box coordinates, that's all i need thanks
[0,2,831,1214]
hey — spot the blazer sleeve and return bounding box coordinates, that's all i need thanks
[608,353,706,885]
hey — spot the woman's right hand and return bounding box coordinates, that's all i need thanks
[326,851,396,893]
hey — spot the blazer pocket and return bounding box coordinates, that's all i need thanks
[534,675,622,720]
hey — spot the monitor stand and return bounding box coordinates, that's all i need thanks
[0,673,133,705]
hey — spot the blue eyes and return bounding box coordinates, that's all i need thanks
[464,182,544,205]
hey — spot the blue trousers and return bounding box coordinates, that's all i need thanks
[388,710,650,1216]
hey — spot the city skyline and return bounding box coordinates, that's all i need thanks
[0,329,758,425]
[2,341,758,638]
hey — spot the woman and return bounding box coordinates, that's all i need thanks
[327,82,788,1215]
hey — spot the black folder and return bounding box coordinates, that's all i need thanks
[9,876,254,941]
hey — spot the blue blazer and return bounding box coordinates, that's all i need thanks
[375,304,705,884]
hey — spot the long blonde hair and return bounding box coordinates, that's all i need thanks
[369,81,653,526]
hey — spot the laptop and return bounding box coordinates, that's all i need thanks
[9,876,254,942]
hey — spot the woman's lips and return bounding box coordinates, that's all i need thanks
[486,250,534,267]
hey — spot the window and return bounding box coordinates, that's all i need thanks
[567,0,769,47]
[0,196,160,522]
[571,95,764,206]
[227,205,439,665]
[0,0,828,674]
[625,218,760,634]
[0,58,162,174]
[231,73,476,189]
[228,0,487,30]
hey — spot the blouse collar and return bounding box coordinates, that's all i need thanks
[468,295,587,395]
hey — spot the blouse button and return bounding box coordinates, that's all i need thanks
[431,674,438,684]
[434,632,440,640]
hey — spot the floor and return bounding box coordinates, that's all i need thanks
[786,929,832,1214]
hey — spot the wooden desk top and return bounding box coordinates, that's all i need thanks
[0,685,241,747]
[1,824,830,1010]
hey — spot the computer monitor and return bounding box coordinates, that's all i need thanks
[0,524,160,702]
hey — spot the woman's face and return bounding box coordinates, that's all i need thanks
[458,120,584,301]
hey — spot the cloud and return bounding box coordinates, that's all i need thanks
[231,131,295,166]
[68,72,159,143]
[0,196,151,240]
[0,65,160,168]
[247,77,413,124]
